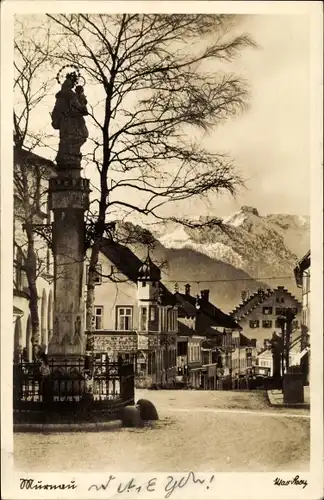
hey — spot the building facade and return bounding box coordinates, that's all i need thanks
[13,148,55,361]
[88,241,178,387]
[230,286,302,350]
[230,286,303,377]
[294,250,311,384]
[175,285,242,388]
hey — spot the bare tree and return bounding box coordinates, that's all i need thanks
[37,14,255,347]
[14,19,57,358]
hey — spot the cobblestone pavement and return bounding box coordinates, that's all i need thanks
[14,390,310,473]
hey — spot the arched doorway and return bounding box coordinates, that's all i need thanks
[26,315,32,361]
[40,289,47,346]
[47,290,53,343]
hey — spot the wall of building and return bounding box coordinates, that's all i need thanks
[88,252,138,331]
[301,268,310,332]
[237,290,302,349]
[13,216,54,359]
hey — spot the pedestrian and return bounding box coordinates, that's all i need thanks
[39,354,53,416]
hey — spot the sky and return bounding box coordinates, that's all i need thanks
[202,14,310,218]
[163,13,311,219]
[15,13,311,221]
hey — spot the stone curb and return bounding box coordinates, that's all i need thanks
[14,420,123,433]
[266,390,310,409]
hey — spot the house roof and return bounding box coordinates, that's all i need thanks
[100,239,143,283]
[138,255,161,282]
[175,292,241,330]
[230,286,302,321]
[178,321,198,337]
[294,250,311,286]
[14,146,55,172]
[201,338,221,350]
[13,305,24,317]
[99,239,175,306]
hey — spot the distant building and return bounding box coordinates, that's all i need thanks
[294,251,311,383]
[254,349,273,377]
[174,285,241,388]
[230,286,302,350]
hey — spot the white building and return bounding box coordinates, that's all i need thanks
[13,148,55,360]
[294,250,311,383]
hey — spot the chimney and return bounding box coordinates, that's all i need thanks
[185,283,191,295]
[200,289,210,303]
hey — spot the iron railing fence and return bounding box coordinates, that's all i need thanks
[13,357,134,411]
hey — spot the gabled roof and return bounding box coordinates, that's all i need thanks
[138,255,161,282]
[99,239,175,306]
[175,292,241,330]
[230,286,302,321]
[294,250,311,286]
[178,322,198,337]
[13,305,24,317]
[100,239,142,282]
[14,146,55,173]
[201,338,222,350]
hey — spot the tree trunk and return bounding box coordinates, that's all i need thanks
[25,240,40,359]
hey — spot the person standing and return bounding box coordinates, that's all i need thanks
[39,354,53,418]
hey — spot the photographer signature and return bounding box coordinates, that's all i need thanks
[274,475,308,489]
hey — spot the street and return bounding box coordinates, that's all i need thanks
[14,389,310,473]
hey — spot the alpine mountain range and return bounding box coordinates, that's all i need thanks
[114,206,310,313]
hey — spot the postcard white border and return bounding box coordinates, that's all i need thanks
[1,2,323,500]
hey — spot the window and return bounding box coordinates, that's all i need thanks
[94,306,103,330]
[142,281,146,287]
[86,264,102,285]
[291,308,298,315]
[140,307,148,331]
[117,307,132,330]
[150,306,156,322]
[281,298,285,303]
[276,308,285,316]
[249,320,260,328]
[292,320,299,330]
[263,307,273,315]
[262,320,272,328]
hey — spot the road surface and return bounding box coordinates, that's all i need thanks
[14,389,310,473]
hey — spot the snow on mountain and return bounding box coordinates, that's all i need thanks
[160,227,245,270]
[159,225,191,247]
[223,210,246,228]
[153,206,310,279]
[115,207,309,311]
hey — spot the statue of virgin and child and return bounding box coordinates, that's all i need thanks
[51,72,89,168]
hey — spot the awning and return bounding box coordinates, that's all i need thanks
[292,346,310,364]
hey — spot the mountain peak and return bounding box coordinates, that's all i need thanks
[240,206,259,217]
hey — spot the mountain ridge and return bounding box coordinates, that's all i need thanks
[113,206,309,312]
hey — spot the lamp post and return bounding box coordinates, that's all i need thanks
[276,307,295,375]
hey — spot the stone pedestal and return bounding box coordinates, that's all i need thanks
[283,371,304,404]
[48,172,90,357]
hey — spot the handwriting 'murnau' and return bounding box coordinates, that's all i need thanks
[20,479,77,490]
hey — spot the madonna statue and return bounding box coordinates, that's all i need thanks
[51,72,89,168]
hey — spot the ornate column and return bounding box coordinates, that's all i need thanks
[47,68,90,357]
